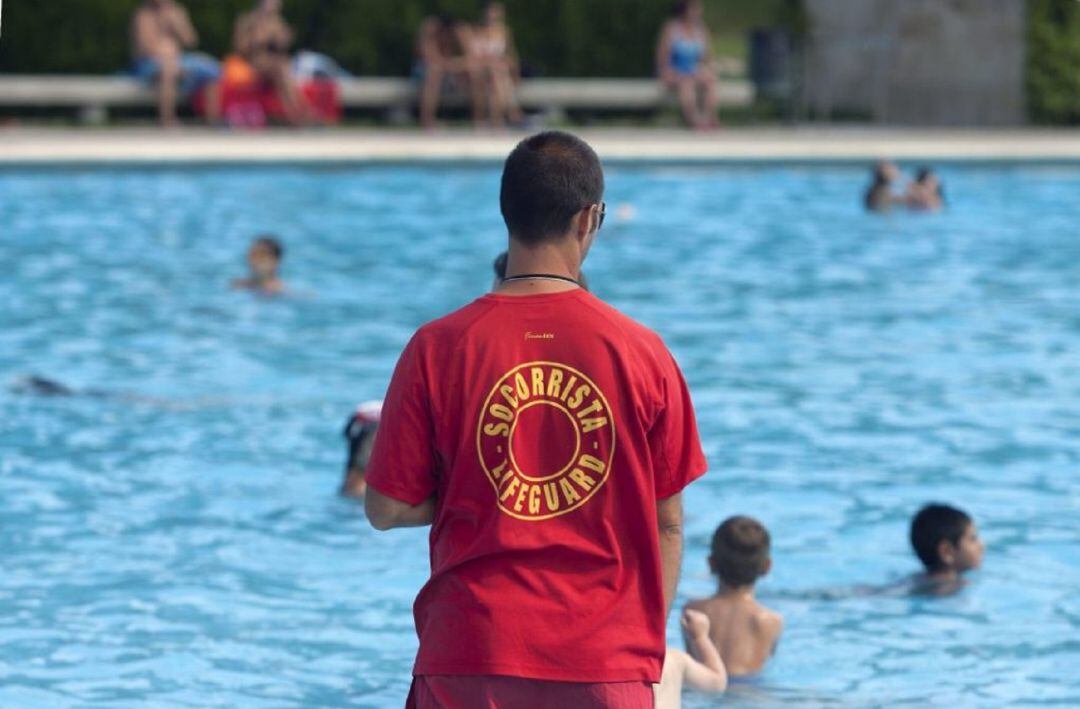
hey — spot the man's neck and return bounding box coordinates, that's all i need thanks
[497,240,581,296]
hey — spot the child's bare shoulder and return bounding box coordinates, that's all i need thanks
[750,604,783,637]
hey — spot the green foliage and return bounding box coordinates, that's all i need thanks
[0,0,791,77]
[1028,0,1080,124]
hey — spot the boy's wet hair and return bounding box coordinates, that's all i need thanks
[254,236,284,260]
[343,413,378,475]
[710,516,771,588]
[910,503,971,571]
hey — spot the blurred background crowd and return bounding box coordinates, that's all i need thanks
[0,0,1075,130]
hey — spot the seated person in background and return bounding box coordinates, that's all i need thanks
[492,250,589,291]
[231,236,286,295]
[906,167,945,212]
[340,402,382,498]
[864,160,903,212]
[685,516,783,676]
[910,503,983,596]
[233,0,308,125]
[656,0,719,130]
[131,0,220,126]
[655,609,728,708]
[416,13,484,129]
[473,2,524,129]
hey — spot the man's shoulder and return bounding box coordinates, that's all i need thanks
[577,293,669,351]
[412,296,495,342]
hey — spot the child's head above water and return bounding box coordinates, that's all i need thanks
[248,236,283,280]
[709,516,772,590]
[910,503,983,575]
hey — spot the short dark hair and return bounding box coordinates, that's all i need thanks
[710,516,771,587]
[254,236,283,260]
[671,0,699,17]
[910,503,971,571]
[499,131,604,245]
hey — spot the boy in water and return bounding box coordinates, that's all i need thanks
[864,160,903,212]
[684,516,783,676]
[232,236,285,295]
[340,402,381,498]
[910,503,983,595]
[655,608,728,708]
[906,167,945,212]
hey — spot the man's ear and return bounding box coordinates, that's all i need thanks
[573,206,594,241]
[708,554,718,574]
[763,558,773,577]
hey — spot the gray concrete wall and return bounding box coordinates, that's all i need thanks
[801,0,1026,126]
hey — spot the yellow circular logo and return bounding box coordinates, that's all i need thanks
[476,361,616,521]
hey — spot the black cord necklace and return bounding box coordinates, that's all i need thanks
[501,273,580,286]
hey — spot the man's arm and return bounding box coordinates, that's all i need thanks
[657,492,684,618]
[365,487,435,531]
[166,2,198,47]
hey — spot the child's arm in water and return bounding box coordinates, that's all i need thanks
[680,609,728,693]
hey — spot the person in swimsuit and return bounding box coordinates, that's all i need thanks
[416,13,485,129]
[905,167,946,212]
[341,402,382,498]
[233,0,308,125]
[231,236,286,295]
[656,0,719,130]
[130,0,220,126]
[865,160,903,212]
[473,3,524,129]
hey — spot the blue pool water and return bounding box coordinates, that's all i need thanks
[1,162,1078,707]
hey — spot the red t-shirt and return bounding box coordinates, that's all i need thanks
[366,288,707,683]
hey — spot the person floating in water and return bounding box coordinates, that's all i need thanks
[655,608,728,708]
[909,503,983,596]
[656,0,720,130]
[864,160,903,212]
[231,236,285,295]
[906,167,945,212]
[340,402,381,498]
[684,516,783,677]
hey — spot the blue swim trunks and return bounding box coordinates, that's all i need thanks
[131,52,221,97]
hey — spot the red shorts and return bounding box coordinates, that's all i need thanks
[406,675,654,709]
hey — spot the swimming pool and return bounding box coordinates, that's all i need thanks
[1,162,1078,706]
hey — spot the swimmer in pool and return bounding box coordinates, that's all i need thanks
[655,608,728,708]
[684,516,783,677]
[906,167,945,212]
[231,236,286,295]
[909,503,983,596]
[865,160,903,212]
[340,402,381,498]
[493,250,589,291]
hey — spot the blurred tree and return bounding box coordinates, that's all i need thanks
[1028,0,1080,124]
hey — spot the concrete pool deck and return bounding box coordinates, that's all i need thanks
[4,127,1080,165]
